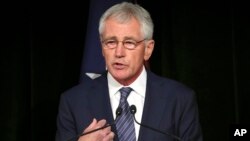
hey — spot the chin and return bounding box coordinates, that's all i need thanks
[112,72,128,80]
[113,72,126,79]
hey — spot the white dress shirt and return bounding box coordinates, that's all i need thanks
[107,67,147,141]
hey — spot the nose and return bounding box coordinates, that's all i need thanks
[115,42,125,58]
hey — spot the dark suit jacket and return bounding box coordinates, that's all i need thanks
[56,71,203,141]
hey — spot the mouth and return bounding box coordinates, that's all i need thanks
[113,62,126,70]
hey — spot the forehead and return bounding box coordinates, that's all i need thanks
[102,17,142,39]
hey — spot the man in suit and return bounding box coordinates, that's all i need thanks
[56,2,203,141]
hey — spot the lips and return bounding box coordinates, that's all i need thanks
[113,62,126,69]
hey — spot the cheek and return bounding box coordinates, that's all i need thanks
[130,52,145,66]
[102,50,111,61]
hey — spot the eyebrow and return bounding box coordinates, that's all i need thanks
[103,36,137,41]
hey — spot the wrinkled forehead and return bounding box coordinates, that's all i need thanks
[101,17,143,40]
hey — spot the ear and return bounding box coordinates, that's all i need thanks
[102,48,104,57]
[101,43,106,57]
[144,40,155,61]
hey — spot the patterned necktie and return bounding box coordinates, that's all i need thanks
[116,87,136,141]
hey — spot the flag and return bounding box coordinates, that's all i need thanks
[80,0,130,82]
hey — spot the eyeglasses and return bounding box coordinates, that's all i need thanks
[101,39,146,50]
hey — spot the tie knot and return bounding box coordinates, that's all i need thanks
[119,87,133,99]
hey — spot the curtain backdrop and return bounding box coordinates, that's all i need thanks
[1,0,249,141]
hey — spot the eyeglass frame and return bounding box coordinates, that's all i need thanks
[101,38,146,50]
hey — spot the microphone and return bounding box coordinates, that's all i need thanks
[130,105,182,141]
[67,107,122,141]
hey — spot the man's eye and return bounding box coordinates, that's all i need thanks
[124,41,135,45]
[106,40,117,44]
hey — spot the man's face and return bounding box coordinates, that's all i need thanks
[101,17,154,85]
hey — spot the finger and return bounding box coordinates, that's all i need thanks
[84,118,97,132]
[89,118,97,128]
[102,126,111,134]
[96,119,107,128]
[100,126,113,140]
[102,132,115,141]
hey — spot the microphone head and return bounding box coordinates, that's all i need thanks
[130,105,137,114]
[116,107,123,116]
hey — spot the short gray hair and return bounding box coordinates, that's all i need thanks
[99,2,154,40]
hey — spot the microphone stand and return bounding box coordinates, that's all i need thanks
[130,105,181,141]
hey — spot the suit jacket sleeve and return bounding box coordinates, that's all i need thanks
[56,93,77,141]
[178,91,203,141]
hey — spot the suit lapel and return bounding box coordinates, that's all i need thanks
[138,72,169,141]
[87,74,119,141]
